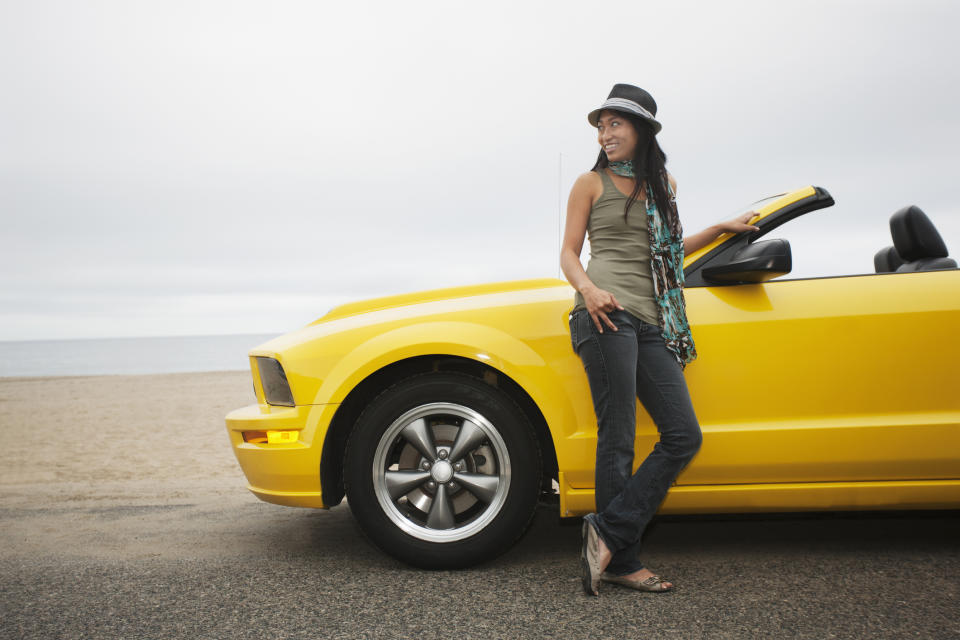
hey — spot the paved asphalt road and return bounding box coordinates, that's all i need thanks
[2,492,959,640]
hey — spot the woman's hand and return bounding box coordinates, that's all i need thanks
[717,211,761,234]
[581,284,624,333]
[683,212,761,255]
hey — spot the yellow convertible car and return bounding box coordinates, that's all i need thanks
[225,186,959,568]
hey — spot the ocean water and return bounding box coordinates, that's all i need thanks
[0,334,278,377]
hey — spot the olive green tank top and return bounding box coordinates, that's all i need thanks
[573,170,660,326]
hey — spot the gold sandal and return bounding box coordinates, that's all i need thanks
[601,571,674,592]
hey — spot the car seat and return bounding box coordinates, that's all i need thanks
[889,205,957,272]
[873,245,904,273]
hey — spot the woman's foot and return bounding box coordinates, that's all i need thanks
[601,568,674,592]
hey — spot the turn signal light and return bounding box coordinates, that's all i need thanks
[267,430,299,444]
[242,430,299,444]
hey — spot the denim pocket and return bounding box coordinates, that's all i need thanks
[568,312,578,353]
[569,309,591,353]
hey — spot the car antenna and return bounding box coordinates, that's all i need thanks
[558,151,563,279]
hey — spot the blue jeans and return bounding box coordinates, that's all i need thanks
[569,308,702,576]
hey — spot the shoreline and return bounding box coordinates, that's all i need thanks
[0,333,274,378]
[0,369,248,382]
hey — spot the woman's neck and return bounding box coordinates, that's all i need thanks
[608,160,634,178]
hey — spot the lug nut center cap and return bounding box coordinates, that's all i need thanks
[431,460,454,483]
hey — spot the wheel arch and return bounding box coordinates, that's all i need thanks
[320,354,559,508]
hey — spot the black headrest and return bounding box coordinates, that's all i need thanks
[873,246,903,273]
[890,205,949,261]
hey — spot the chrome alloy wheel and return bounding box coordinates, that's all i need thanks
[372,402,511,543]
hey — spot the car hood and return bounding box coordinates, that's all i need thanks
[315,278,568,323]
[251,278,571,357]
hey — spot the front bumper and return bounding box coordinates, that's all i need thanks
[225,402,340,508]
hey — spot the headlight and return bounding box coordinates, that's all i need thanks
[255,357,295,407]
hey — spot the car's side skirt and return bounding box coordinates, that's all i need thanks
[558,474,960,517]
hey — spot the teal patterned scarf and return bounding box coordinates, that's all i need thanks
[609,160,635,177]
[606,162,698,368]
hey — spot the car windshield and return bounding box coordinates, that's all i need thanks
[728,193,786,218]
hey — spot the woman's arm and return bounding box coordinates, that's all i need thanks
[683,212,760,255]
[560,172,623,333]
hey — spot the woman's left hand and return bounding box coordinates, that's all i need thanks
[717,212,761,234]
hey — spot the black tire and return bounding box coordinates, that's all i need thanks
[344,372,541,569]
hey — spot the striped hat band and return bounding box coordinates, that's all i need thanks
[598,97,655,121]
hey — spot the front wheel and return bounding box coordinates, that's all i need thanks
[344,372,541,568]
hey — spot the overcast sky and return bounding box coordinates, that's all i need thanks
[2,0,958,341]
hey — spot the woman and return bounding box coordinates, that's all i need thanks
[560,84,758,596]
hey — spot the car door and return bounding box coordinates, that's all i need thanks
[675,268,960,485]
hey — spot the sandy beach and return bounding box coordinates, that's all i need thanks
[1,371,249,494]
[0,371,254,560]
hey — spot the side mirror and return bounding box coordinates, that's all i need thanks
[702,239,792,284]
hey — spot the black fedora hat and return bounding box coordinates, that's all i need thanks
[587,83,662,133]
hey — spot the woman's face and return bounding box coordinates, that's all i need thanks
[596,110,638,163]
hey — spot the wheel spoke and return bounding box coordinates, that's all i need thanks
[384,470,431,500]
[454,472,499,503]
[447,418,486,463]
[426,483,455,529]
[400,418,436,461]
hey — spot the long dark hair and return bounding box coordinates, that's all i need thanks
[591,111,677,231]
